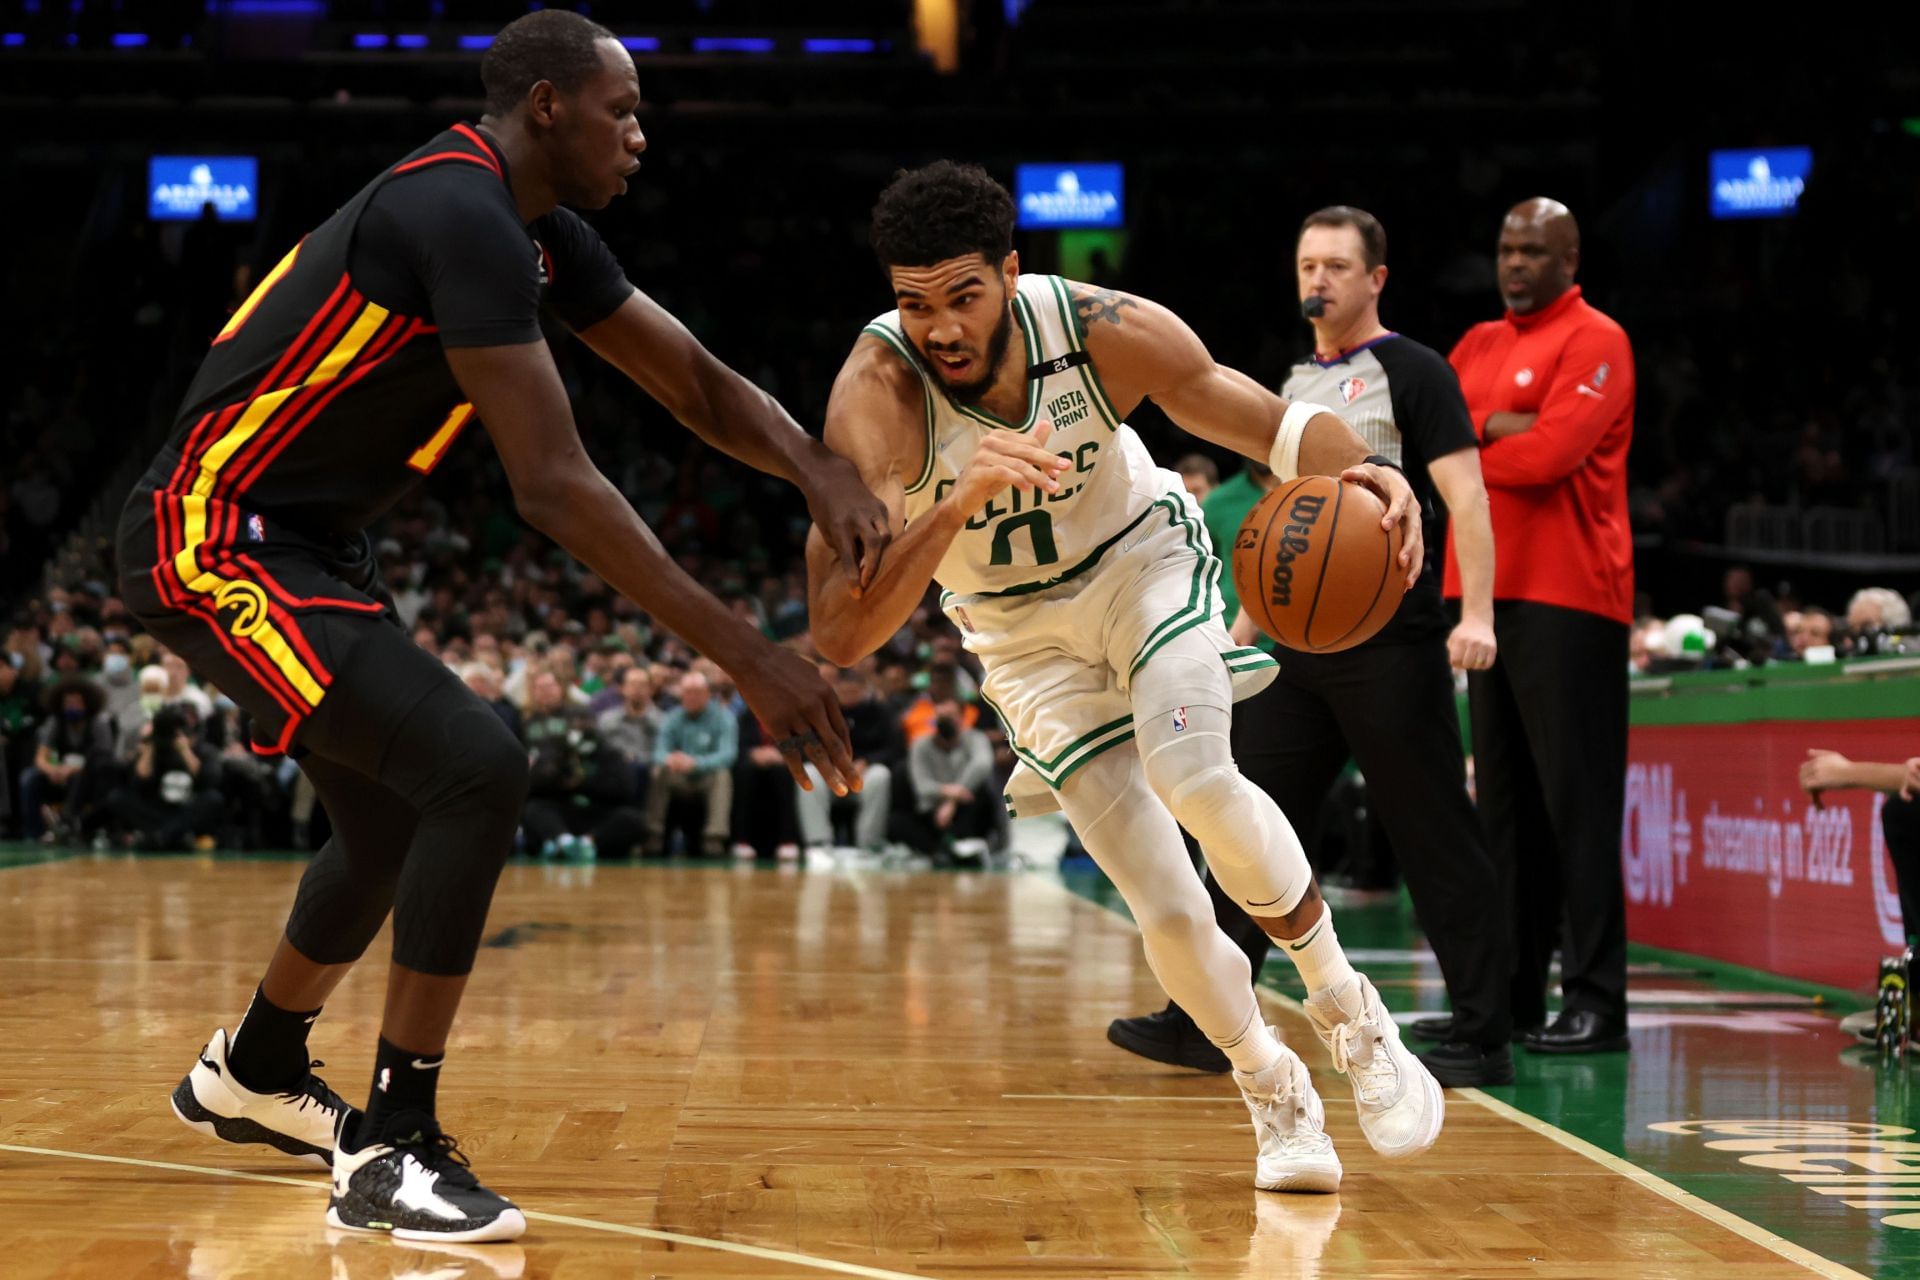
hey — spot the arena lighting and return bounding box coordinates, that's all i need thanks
[395,33,428,49]
[3,33,26,47]
[692,36,774,53]
[458,34,493,50]
[1014,163,1125,230]
[351,32,388,48]
[214,0,328,15]
[1709,147,1812,219]
[618,35,659,52]
[803,38,878,54]
[112,33,150,48]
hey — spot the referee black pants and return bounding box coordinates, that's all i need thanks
[1468,600,1630,1026]
[1192,633,1512,1048]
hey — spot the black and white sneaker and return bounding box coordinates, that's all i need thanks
[327,1111,526,1243]
[170,1027,357,1168]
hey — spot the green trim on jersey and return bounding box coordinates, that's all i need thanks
[980,688,1138,789]
[1048,275,1124,432]
[949,290,1047,433]
[860,323,940,495]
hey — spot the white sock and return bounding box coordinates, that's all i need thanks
[1277,908,1358,1002]
[1212,999,1284,1075]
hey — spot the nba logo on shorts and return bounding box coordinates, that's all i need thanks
[246,513,266,542]
[1172,707,1187,733]
[1337,377,1366,405]
[954,605,976,634]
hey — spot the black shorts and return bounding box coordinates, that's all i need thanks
[118,488,404,756]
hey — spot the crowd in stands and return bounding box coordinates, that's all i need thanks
[1,507,1017,862]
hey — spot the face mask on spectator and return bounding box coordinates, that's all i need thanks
[935,716,958,741]
[62,706,84,721]
[139,693,165,713]
[102,653,131,679]
[214,694,237,713]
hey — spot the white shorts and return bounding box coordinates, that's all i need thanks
[940,491,1278,819]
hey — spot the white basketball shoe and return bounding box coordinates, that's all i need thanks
[169,1026,355,1168]
[1233,1039,1342,1193]
[1305,974,1445,1159]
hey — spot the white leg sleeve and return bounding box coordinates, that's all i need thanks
[1129,638,1313,918]
[1056,747,1273,1062]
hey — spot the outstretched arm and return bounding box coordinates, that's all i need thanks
[1071,281,1422,589]
[578,291,891,593]
[806,338,1068,666]
[448,339,856,795]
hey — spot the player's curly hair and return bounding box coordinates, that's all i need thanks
[870,161,1016,270]
[481,10,617,117]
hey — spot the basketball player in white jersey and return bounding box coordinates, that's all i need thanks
[805,162,1444,1190]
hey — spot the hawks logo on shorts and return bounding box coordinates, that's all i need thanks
[213,579,273,640]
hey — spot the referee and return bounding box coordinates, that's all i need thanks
[1108,206,1514,1086]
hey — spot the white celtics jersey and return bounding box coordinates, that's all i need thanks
[866,274,1185,598]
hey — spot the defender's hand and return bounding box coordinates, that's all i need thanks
[734,643,859,796]
[806,454,893,599]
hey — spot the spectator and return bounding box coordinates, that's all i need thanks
[520,670,640,858]
[97,637,141,728]
[797,667,904,854]
[1789,607,1836,659]
[462,662,523,740]
[0,659,46,836]
[597,667,662,804]
[1800,747,1920,949]
[645,671,739,857]
[1175,453,1219,504]
[1847,587,1912,647]
[905,698,999,858]
[731,711,800,861]
[99,704,225,852]
[159,650,213,720]
[20,676,115,841]
[901,661,979,745]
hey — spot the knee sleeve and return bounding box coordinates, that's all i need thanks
[1134,689,1312,919]
[298,628,530,975]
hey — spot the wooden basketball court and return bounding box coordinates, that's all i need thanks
[0,853,1897,1278]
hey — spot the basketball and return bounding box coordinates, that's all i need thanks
[1230,474,1405,653]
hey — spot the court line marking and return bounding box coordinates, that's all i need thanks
[1046,876,1868,1280]
[0,1142,933,1280]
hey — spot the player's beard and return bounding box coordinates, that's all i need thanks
[919,302,1015,406]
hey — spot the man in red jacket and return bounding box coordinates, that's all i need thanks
[1436,198,1634,1055]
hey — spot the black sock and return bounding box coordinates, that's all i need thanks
[355,1036,444,1149]
[226,986,321,1094]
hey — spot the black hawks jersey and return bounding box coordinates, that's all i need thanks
[128,123,632,548]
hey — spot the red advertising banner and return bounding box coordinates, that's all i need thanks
[1624,718,1920,991]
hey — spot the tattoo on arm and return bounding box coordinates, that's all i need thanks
[1072,285,1137,329]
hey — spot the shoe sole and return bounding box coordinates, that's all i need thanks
[1524,1035,1631,1055]
[1106,1022,1232,1074]
[1256,1164,1342,1194]
[326,1204,528,1243]
[170,1076,332,1168]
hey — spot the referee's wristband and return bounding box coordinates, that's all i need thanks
[1362,453,1403,473]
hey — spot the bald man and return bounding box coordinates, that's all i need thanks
[1427,199,1636,1055]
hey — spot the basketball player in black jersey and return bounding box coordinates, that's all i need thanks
[120,10,887,1242]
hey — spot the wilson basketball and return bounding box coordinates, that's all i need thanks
[1230,475,1405,653]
